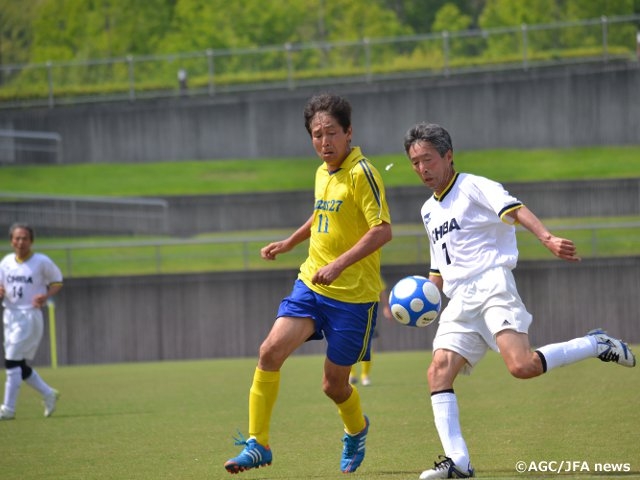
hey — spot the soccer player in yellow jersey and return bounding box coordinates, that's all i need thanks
[224,93,392,474]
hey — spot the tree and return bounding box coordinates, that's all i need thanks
[382,0,486,33]
[564,0,635,19]
[313,0,410,41]
[432,3,472,32]
[562,0,636,50]
[432,3,476,58]
[24,0,177,86]
[0,0,40,84]
[479,0,560,57]
[30,0,175,62]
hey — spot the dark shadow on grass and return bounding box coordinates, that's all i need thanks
[245,470,422,479]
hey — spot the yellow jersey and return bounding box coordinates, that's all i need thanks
[299,147,391,303]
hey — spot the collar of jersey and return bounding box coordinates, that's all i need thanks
[321,146,362,174]
[434,172,459,202]
[15,252,34,264]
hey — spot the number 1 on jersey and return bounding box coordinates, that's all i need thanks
[442,243,451,265]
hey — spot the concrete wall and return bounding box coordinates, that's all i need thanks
[23,257,640,366]
[1,63,638,164]
[164,178,640,235]
[3,178,639,236]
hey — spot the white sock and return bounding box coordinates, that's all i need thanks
[536,336,597,372]
[3,368,22,412]
[431,392,470,469]
[24,369,53,397]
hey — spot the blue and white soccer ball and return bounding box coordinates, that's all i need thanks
[389,275,441,327]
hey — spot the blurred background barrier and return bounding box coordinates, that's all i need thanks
[1,179,638,239]
[0,192,169,235]
[0,221,638,279]
[0,129,62,164]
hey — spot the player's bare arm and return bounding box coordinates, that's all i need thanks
[261,214,313,261]
[311,221,391,285]
[32,283,63,308]
[508,205,581,262]
[379,288,393,321]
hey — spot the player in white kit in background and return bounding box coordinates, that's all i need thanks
[403,123,636,480]
[0,223,63,420]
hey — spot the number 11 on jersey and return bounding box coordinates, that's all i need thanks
[317,214,329,233]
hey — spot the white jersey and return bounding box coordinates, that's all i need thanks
[0,252,63,310]
[421,172,523,297]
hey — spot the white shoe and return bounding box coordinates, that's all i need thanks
[44,389,60,417]
[419,456,474,479]
[361,376,371,386]
[0,405,16,420]
[588,329,636,367]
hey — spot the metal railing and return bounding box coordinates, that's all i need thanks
[1,222,637,278]
[0,129,62,164]
[0,192,169,234]
[1,14,639,109]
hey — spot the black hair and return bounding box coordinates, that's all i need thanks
[403,122,453,157]
[303,93,352,135]
[9,222,35,241]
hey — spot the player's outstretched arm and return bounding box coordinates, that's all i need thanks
[508,206,581,262]
[261,214,313,261]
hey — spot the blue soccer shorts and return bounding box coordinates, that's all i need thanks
[277,279,378,366]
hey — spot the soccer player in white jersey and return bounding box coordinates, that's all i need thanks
[224,94,391,474]
[403,123,636,480]
[0,223,63,420]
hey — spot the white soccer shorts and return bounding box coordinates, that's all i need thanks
[433,266,532,374]
[3,308,44,361]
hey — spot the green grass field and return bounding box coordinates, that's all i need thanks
[2,350,638,480]
[2,146,640,196]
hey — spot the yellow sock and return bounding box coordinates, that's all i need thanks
[350,365,357,377]
[337,386,366,435]
[248,368,280,446]
[361,360,371,378]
